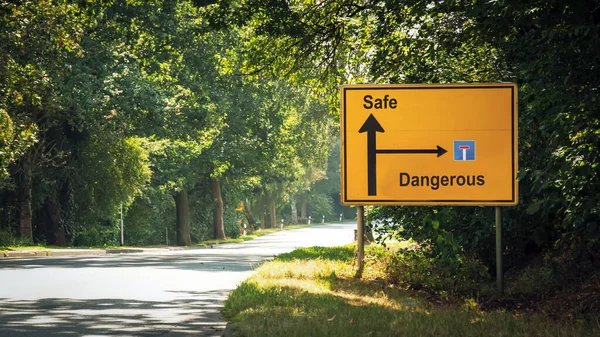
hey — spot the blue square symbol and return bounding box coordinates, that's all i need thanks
[454,140,475,161]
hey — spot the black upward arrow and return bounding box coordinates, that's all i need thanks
[359,114,385,196]
[358,114,447,196]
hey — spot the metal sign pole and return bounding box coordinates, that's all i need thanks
[496,206,503,296]
[355,206,365,278]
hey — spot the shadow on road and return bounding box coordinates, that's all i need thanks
[0,290,229,337]
[0,252,266,272]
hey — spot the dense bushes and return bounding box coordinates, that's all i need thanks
[366,0,600,282]
[366,245,490,296]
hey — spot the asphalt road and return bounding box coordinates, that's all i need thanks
[0,223,356,337]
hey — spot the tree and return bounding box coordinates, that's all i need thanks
[0,0,93,240]
[280,90,333,224]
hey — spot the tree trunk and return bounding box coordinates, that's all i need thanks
[44,198,62,245]
[19,153,33,241]
[242,201,256,229]
[261,210,265,229]
[211,179,225,240]
[174,190,191,246]
[270,201,277,228]
[301,197,307,219]
[290,196,298,225]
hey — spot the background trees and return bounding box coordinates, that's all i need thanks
[0,0,343,247]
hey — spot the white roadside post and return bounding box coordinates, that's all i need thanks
[120,203,124,246]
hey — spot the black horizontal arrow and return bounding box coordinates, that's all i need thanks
[359,114,447,196]
[377,146,447,157]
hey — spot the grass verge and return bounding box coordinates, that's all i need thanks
[223,245,599,337]
[0,222,336,252]
[197,223,328,247]
[0,244,146,251]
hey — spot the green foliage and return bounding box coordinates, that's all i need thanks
[0,230,14,247]
[72,223,119,247]
[72,136,151,231]
[0,109,37,188]
[482,0,600,273]
[0,229,38,248]
[224,208,241,238]
[505,263,556,295]
[231,0,600,278]
[306,193,335,221]
[362,0,600,275]
[122,187,175,246]
[0,0,340,245]
[189,187,216,242]
[376,248,490,296]
[123,179,243,245]
[371,206,499,268]
[313,141,354,219]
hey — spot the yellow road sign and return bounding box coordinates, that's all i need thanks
[340,83,518,205]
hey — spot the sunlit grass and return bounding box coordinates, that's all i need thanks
[223,245,598,337]
[196,223,328,247]
[377,239,418,250]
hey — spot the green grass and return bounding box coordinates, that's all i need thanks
[1,222,331,251]
[196,223,326,247]
[0,244,141,251]
[223,245,599,337]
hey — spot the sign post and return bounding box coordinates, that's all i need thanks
[340,84,517,294]
[496,206,503,296]
[355,205,365,278]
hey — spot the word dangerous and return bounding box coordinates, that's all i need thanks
[400,172,485,190]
